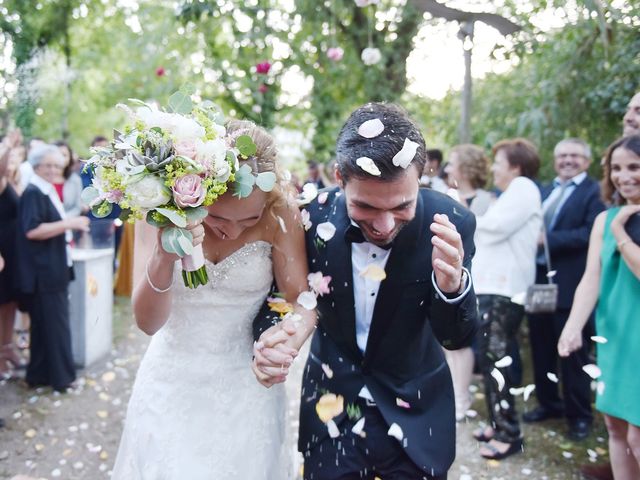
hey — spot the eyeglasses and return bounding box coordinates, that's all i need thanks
[555,153,586,159]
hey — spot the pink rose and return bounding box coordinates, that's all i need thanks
[105,189,123,203]
[156,66,165,77]
[174,139,198,159]
[172,174,206,208]
[327,47,344,62]
[256,61,271,74]
[308,271,332,296]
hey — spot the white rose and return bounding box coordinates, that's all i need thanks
[361,47,382,66]
[136,106,174,132]
[195,138,227,171]
[169,114,206,140]
[126,175,172,209]
[212,156,231,183]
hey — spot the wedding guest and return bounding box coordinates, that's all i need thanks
[420,148,448,192]
[443,143,493,419]
[0,131,26,377]
[18,136,45,190]
[524,138,605,441]
[16,144,90,391]
[472,138,542,459]
[54,140,84,216]
[559,135,640,480]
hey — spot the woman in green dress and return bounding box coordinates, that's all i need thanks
[558,134,640,480]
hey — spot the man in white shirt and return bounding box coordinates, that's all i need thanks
[525,138,605,442]
[254,103,478,479]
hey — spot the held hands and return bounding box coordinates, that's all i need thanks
[252,317,299,388]
[430,213,464,293]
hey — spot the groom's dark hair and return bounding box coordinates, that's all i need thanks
[335,102,427,182]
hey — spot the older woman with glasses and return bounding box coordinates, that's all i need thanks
[16,144,90,391]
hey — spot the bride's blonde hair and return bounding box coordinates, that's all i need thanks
[225,119,290,211]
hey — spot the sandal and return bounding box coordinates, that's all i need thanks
[480,438,523,460]
[472,426,494,442]
[1,343,27,370]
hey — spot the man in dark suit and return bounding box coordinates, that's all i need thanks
[253,103,478,479]
[524,138,606,440]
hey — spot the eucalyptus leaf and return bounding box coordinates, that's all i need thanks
[161,227,186,257]
[177,230,194,255]
[186,207,208,223]
[168,91,192,114]
[255,172,276,192]
[155,207,187,228]
[179,83,196,95]
[81,186,100,206]
[146,211,170,228]
[236,135,257,158]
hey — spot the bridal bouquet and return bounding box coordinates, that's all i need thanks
[81,87,257,288]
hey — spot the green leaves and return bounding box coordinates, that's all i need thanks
[236,134,257,158]
[168,90,193,115]
[161,227,194,257]
[155,207,187,228]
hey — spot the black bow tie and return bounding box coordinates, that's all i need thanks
[344,224,393,250]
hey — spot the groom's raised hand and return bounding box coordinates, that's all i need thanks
[252,319,299,388]
[430,213,465,293]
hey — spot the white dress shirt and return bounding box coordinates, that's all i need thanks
[543,171,587,228]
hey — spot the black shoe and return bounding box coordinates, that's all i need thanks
[522,406,563,423]
[567,419,591,441]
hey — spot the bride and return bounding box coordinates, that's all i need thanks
[111,120,315,479]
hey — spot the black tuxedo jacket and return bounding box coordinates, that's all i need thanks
[253,187,478,476]
[539,177,605,309]
[16,184,71,294]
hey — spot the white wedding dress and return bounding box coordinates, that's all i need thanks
[112,241,290,480]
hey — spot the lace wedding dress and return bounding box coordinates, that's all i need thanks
[112,241,290,479]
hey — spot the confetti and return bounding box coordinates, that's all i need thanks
[359,264,387,281]
[25,429,37,439]
[590,336,607,344]
[327,419,340,438]
[351,417,366,436]
[101,371,116,383]
[315,393,344,423]
[547,372,559,383]
[523,384,536,401]
[387,423,404,441]
[300,209,312,231]
[494,356,513,368]
[356,157,381,176]
[396,398,411,409]
[316,222,336,241]
[392,138,419,169]
[357,118,384,138]
[582,364,601,379]
[297,291,318,310]
[321,363,334,379]
[96,410,109,419]
[317,192,329,204]
[562,451,573,459]
[277,216,287,233]
[490,368,505,391]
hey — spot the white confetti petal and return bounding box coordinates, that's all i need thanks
[318,192,329,204]
[510,291,527,305]
[490,368,505,391]
[396,398,411,409]
[356,156,381,176]
[357,118,385,138]
[327,419,340,438]
[51,469,62,478]
[321,363,334,379]
[296,291,318,310]
[387,422,404,441]
[359,264,387,281]
[547,372,559,383]
[546,270,557,278]
[582,364,601,379]
[596,381,606,395]
[300,209,312,231]
[562,451,573,459]
[590,335,608,344]
[316,222,336,241]
[351,417,366,436]
[521,467,532,475]
[523,384,536,401]
[500,399,510,410]
[494,356,513,368]
[392,138,419,169]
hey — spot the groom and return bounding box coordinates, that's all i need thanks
[253,103,478,479]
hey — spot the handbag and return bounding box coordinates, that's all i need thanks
[524,226,558,314]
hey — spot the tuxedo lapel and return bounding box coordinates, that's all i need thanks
[319,193,361,358]
[363,193,426,364]
[552,179,591,228]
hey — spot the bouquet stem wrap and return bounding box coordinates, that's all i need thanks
[181,243,208,289]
